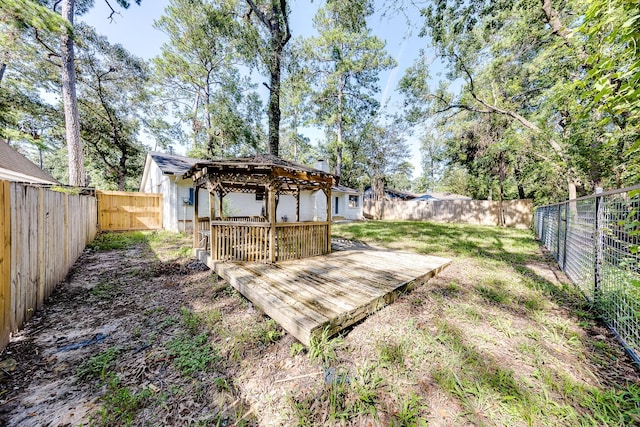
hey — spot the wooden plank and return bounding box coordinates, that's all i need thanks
[27,186,38,322]
[0,181,10,349]
[241,263,352,315]
[97,191,162,231]
[210,247,451,346]
[37,187,44,310]
[215,262,325,343]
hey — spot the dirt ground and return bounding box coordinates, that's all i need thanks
[0,231,639,426]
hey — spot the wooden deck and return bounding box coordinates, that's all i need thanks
[197,244,451,345]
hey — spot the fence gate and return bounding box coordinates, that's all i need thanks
[97,191,162,231]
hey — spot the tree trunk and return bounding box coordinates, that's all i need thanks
[335,76,344,177]
[372,175,385,201]
[118,154,127,191]
[60,0,86,186]
[267,37,282,157]
[245,0,290,158]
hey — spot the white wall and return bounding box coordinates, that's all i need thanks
[140,159,210,232]
[311,191,363,221]
[335,192,363,220]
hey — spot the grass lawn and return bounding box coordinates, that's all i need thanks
[3,222,640,426]
[330,221,640,426]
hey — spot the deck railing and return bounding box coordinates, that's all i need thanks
[213,216,267,222]
[275,222,330,261]
[208,220,330,263]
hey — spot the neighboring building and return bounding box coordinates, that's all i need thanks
[364,186,418,201]
[0,141,59,184]
[411,192,472,202]
[139,151,210,232]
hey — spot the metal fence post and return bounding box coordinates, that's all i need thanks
[594,188,603,303]
[556,205,561,262]
[562,203,568,269]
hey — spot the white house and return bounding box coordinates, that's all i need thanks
[330,184,364,221]
[209,183,363,222]
[139,152,210,232]
[140,152,363,230]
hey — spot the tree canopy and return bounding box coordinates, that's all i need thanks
[1,0,637,202]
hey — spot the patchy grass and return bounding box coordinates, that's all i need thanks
[92,375,152,427]
[330,220,640,426]
[4,225,640,426]
[87,231,149,251]
[76,347,122,381]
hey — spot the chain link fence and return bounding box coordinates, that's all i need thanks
[534,185,640,364]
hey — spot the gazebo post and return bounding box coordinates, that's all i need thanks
[193,184,199,249]
[295,189,300,222]
[268,185,277,263]
[325,186,332,254]
[219,192,224,218]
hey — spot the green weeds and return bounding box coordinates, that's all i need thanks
[77,347,121,381]
[88,232,148,251]
[308,328,343,366]
[92,375,151,427]
[166,333,220,376]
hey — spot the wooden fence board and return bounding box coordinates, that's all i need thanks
[364,199,533,229]
[97,191,162,231]
[1,182,97,350]
[0,181,10,350]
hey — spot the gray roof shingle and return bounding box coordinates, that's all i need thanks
[0,141,59,184]
[149,151,205,175]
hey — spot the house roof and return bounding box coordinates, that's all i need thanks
[333,184,360,194]
[427,192,472,200]
[0,141,59,184]
[365,187,418,200]
[148,151,205,175]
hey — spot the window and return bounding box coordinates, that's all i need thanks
[334,196,339,214]
[187,188,194,205]
[348,195,359,208]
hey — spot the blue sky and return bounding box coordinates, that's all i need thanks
[80,0,431,177]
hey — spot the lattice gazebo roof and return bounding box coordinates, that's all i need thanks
[184,154,335,194]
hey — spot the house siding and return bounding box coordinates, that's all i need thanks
[140,156,209,232]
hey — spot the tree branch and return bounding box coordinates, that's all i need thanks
[104,0,121,22]
[34,29,61,58]
[245,0,270,30]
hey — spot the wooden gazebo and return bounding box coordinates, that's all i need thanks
[185,154,335,264]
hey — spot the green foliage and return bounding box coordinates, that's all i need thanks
[296,0,396,181]
[93,375,151,427]
[376,339,406,368]
[154,0,264,158]
[308,327,343,366]
[166,333,220,376]
[389,393,427,427]
[74,24,149,191]
[400,0,639,202]
[77,347,122,381]
[88,232,148,251]
[289,342,306,357]
[256,319,283,345]
[0,0,70,34]
[179,307,201,335]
